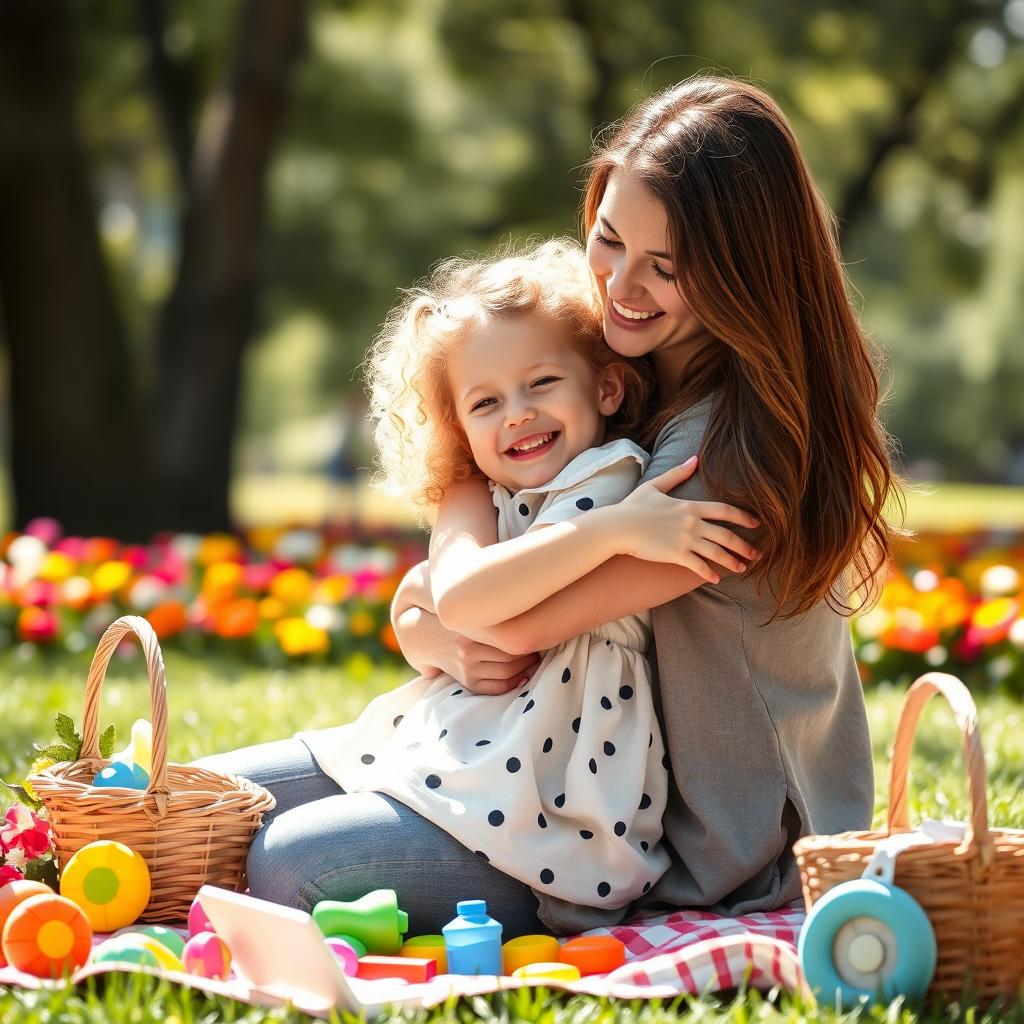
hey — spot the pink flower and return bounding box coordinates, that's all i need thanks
[0,863,25,886]
[0,805,52,860]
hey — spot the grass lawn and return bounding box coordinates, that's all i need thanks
[1,652,1023,1022]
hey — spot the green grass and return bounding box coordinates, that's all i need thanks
[2,654,1024,1022]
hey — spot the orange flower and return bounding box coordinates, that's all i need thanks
[880,608,939,654]
[83,537,119,564]
[259,596,286,621]
[146,600,188,639]
[17,606,58,643]
[197,534,244,567]
[380,622,401,654]
[212,598,260,638]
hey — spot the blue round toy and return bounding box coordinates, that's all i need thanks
[798,876,936,1007]
[93,761,150,790]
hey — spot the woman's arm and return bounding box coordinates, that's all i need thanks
[430,460,759,632]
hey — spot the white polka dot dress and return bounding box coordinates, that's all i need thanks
[297,438,670,909]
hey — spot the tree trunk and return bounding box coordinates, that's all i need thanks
[149,0,307,532]
[0,0,146,537]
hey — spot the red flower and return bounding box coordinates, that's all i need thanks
[0,864,25,886]
[0,805,52,860]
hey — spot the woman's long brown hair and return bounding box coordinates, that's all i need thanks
[583,76,905,619]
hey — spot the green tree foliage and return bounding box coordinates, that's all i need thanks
[2,0,1022,535]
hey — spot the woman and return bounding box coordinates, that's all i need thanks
[388,75,900,933]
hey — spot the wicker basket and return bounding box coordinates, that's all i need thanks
[795,671,1024,1003]
[29,615,276,923]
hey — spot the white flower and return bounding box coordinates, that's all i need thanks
[4,847,27,870]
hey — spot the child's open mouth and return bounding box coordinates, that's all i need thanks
[505,431,560,460]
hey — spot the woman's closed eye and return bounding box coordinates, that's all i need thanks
[593,231,675,282]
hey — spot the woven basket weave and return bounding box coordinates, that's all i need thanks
[794,672,1024,1003]
[29,615,276,923]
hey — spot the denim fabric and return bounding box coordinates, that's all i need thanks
[192,738,545,937]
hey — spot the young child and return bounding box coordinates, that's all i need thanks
[299,240,744,910]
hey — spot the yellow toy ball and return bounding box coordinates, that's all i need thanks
[59,840,151,931]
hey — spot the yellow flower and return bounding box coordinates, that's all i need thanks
[202,561,244,601]
[248,526,283,555]
[39,551,76,583]
[92,560,132,595]
[348,610,376,637]
[197,534,243,567]
[270,567,314,606]
[314,575,352,604]
[274,617,329,656]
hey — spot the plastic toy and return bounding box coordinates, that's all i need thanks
[112,718,153,775]
[92,761,149,790]
[401,934,447,973]
[511,961,581,982]
[188,893,216,937]
[325,936,360,975]
[442,899,502,975]
[356,955,437,982]
[335,932,367,957]
[1,893,93,977]
[502,934,560,974]
[798,835,937,1007]
[59,840,151,931]
[183,930,232,980]
[312,890,409,953]
[558,934,626,975]
[92,932,184,971]
[0,880,53,967]
[111,923,187,959]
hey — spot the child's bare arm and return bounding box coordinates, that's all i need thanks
[429,460,759,632]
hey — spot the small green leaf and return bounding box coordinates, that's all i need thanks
[54,712,82,753]
[34,743,77,763]
[98,724,117,759]
[0,780,44,811]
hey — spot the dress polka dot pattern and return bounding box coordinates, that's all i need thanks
[297,439,670,909]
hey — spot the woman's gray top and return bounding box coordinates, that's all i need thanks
[533,397,874,934]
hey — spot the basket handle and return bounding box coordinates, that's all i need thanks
[886,671,992,864]
[79,615,170,801]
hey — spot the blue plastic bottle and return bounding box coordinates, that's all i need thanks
[442,900,503,975]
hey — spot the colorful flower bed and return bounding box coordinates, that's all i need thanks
[1,519,1022,693]
[853,530,1024,693]
[0,518,427,669]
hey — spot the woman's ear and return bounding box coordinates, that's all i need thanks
[597,362,627,416]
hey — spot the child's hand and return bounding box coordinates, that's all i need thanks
[617,456,761,583]
[441,635,541,696]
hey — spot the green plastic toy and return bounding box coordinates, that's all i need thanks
[312,890,409,954]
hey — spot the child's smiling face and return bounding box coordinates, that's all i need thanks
[448,312,625,492]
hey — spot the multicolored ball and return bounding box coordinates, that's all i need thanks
[2,893,93,978]
[182,930,232,980]
[59,840,151,931]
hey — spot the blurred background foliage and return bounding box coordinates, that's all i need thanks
[1,0,1023,536]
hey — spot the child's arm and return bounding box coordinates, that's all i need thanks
[430,459,759,632]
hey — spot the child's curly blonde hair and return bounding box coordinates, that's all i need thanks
[365,238,652,509]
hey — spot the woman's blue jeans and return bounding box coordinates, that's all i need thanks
[192,738,544,937]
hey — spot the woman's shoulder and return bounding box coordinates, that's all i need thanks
[650,394,716,455]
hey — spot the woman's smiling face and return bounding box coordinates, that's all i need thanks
[586,171,703,375]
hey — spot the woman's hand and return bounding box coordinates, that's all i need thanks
[616,456,761,584]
